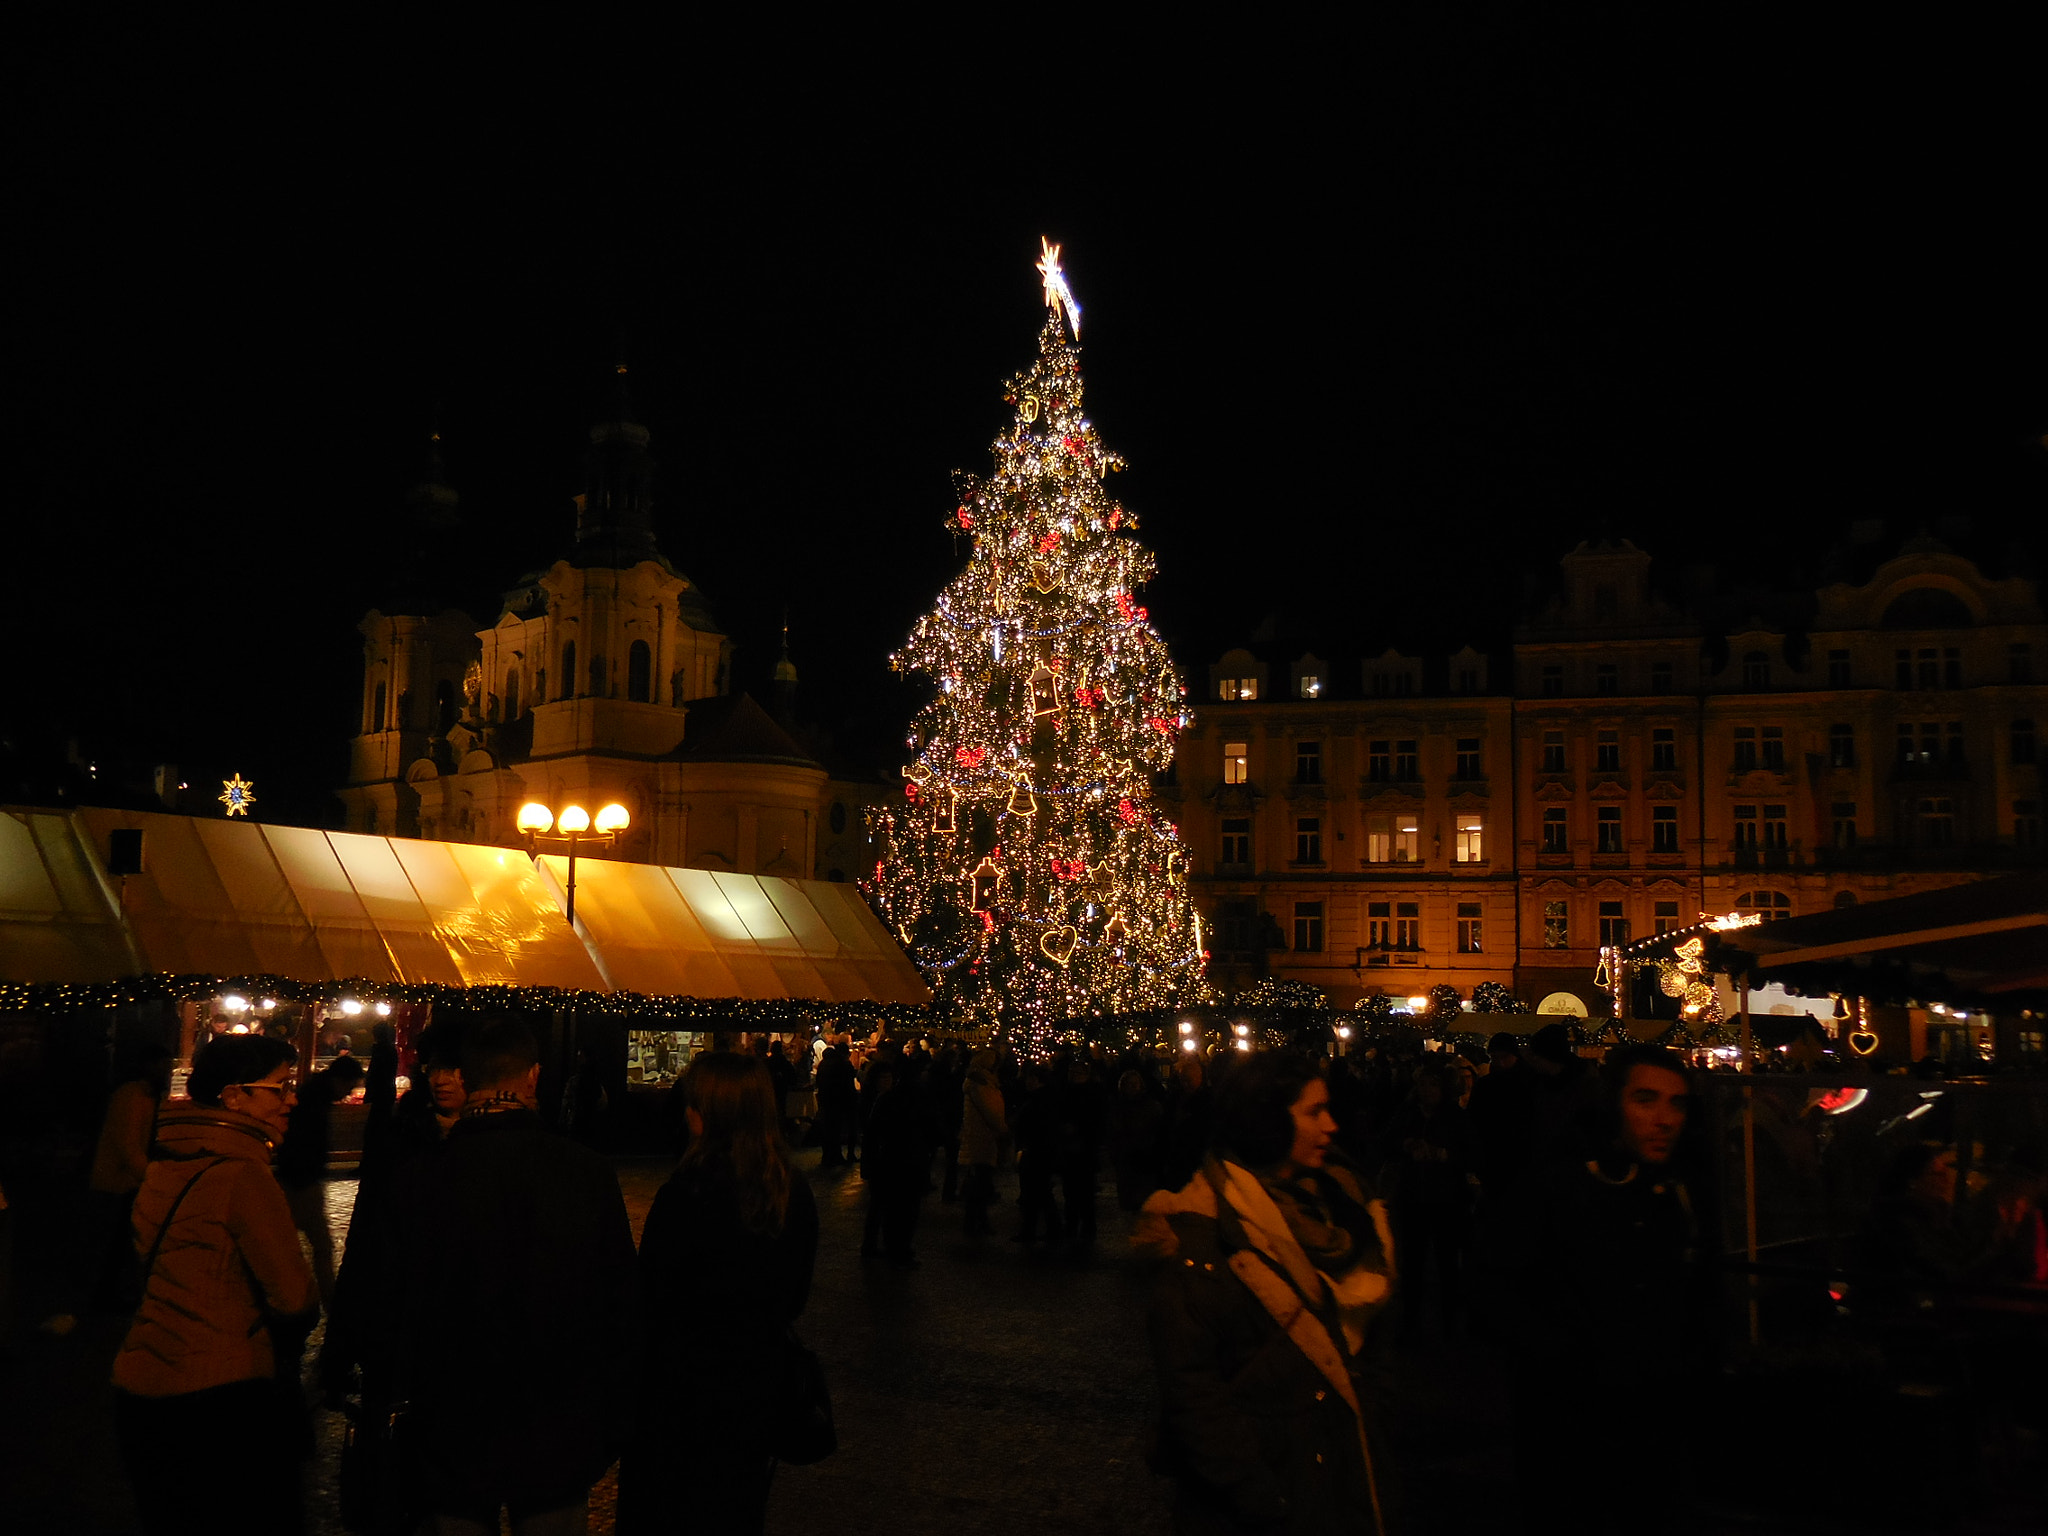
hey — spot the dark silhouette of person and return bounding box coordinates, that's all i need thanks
[858,1061,929,1267]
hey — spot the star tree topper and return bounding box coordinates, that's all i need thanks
[219,773,256,817]
[1036,236,1080,337]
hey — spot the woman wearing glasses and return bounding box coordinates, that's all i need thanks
[113,1033,319,1536]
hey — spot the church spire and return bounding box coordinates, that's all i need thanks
[771,611,799,726]
[573,354,662,569]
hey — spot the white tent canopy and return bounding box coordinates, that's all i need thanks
[0,806,928,1006]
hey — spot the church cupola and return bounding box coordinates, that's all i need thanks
[573,361,662,569]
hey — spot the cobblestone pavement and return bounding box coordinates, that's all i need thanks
[0,1153,1522,1535]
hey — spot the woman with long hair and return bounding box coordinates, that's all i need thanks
[1134,1050,1399,1533]
[619,1051,818,1535]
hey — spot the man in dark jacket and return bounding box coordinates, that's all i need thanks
[384,1018,637,1531]
[814,1037,856,1167]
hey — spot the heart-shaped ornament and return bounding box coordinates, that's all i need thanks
[1030,561,1060,593]
[1040,926,1078,967]
[1847,1029,1879,1056]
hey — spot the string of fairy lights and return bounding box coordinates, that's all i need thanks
[863,243,1209,1046]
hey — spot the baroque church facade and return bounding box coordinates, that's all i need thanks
[340,375,870,881]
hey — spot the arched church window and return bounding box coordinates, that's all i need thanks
[628,640,652,703]
[370,682,387,734]
[560,642,576,700]
[504,669,520,719]
[435,681,455,733]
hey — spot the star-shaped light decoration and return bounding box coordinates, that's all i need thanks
[1036,236,1080,337]
[219,773,257,817]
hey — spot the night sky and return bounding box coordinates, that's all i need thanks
[14,31,2043,827]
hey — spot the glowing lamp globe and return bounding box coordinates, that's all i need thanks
[1407,996,1429,1011]
[1180,1039,1198,1053]
[556,806,591,834]
[516,803,555,834]
[594,803,631,834]
[221,995,250,1013]
[339,999,363,1016]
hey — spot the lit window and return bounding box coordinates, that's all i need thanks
[1220,817,1250,866]
[1393,814,1420,864]
[1542,900,1569,949]
[1598,901,1629,947]
[1294,817,1322,864]
[1295,741,1322,783]
[1651,728,1677,771]
[1454,814,1484,863]
[1294,901,1324,952]
[1366,815,1392,865]
[1456,902,1483,953]
[1299,674,1321,699]
[1224,741,1248,784]
[1596,805,1623,853]
[1542,808,1568,854]
[1652,805,1679,853]
[1218,676,1260,701]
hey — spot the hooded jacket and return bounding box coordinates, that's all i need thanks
[114,1103,317,1398]
[1134,1157,1398,1534]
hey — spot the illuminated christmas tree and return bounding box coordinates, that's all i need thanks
[865,242,1207,1043]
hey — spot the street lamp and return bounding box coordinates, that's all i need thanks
[517,800,631,924]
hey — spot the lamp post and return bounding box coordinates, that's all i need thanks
[517,800,630,925]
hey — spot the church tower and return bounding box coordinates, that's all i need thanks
[341,365,829,878]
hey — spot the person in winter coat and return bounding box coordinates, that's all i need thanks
[858,1060,930,1267]
[114,1034,318,1536]
[1010,1064,1065,1243]
[958,1049,1008,1235]
[1378,1066,1473,1337]
[1479,1044,1710,1535]
[620,1051,818,1535]
[814,1038,857,1167]
[45,1041,171,1333]
[382,1018,638,1533]
[1135,1050,1399,1535]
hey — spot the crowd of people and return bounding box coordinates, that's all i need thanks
[11,1012,2043,1535]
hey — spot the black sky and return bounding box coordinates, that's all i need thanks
[13,24,2043,825]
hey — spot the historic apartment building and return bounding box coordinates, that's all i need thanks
[339,377,881,881]
[1174,536,2046,1014]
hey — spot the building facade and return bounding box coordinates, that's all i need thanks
[339,380,847,880]
[1174,537,2047,1014]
